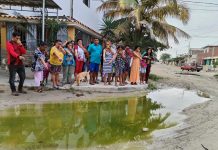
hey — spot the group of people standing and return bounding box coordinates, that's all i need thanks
[6,32,154,96]
[102,43,153,86]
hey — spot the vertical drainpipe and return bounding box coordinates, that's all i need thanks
[42,0,45,41]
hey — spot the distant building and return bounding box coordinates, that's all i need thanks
[187,48,204,64]
[197,45,218,65]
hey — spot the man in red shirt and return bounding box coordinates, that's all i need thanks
[6,32,27,96]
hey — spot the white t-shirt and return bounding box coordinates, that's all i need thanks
[77,46,86,61]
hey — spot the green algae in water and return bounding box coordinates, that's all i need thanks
[0,96,173,149]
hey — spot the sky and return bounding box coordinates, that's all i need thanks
[157,0,218,59]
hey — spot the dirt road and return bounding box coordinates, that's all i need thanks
[149,63,218,150]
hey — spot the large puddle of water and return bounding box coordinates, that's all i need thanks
[0,88,209,149]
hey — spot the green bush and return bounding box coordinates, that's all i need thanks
[148,83,157,90]
[149,74,163,81]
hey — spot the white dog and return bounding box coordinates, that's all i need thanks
[1,58,8,72]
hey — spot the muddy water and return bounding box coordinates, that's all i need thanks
[0,88,209,150]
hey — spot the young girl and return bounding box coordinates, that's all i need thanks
[42,50,50,86]
[102,41,114,85]
[33,42,48,92]
[130,46,142,85]
[140,58,147,84]
[124,45,133,84]
[142,48,154,83]
[110,46,126,86]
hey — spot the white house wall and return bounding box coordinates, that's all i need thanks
[53,0,103,32]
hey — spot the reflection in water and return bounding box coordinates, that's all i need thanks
[0,96,173,149]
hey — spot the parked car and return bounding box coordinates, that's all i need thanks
[181,63,203,72]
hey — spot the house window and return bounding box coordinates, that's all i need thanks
[83,0,90,7]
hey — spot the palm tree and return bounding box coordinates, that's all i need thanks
[99,18,119,42]
[97,0,190,46]
[100,17,167,50]
[118,21,167,49]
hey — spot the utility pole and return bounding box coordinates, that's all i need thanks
[212,46,215,66]
[70,0,73,18]
[42,0,45,41]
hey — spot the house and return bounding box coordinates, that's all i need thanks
[197,45,218,65]
[0,0,103,65]
[186,48,204,64]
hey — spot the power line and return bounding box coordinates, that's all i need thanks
[181,1,218,6]
[185,3,218,8]
[191,36,218,38]
[190,8,218,11]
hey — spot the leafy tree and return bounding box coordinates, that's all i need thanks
[160,53,171,62]
[98,0,190,47]
[100,17,167,50]
[99,17,120,42]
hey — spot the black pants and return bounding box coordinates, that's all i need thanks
[8,65,26,92]
[145,65,151,83]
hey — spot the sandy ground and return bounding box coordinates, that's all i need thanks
[0,84,147,111]
[148,63,218,150]
[0,63,218,150]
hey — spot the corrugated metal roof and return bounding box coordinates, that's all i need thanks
[0,0,61,9]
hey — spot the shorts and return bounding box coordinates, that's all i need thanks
[90,62,99,73]
[140,67,147,73]
[50,65,62,74]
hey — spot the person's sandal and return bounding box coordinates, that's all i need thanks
[11,92,19,96]
[36,88,43,93]
[18,90,27,94]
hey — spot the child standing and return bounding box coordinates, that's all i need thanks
[33,42,48,92]
[140,58,147,84]
[41,50,50,86]
[110,46,126,86]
